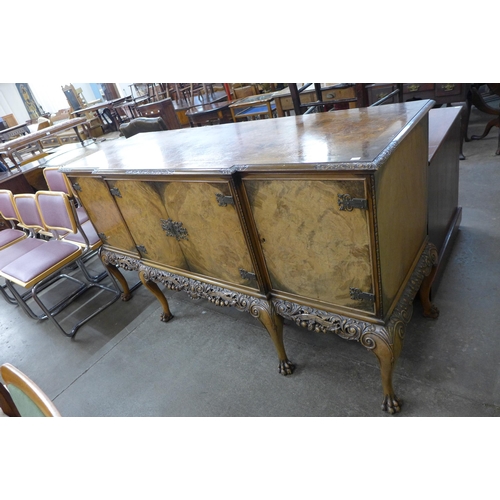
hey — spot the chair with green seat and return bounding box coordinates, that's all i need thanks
[1,363,61,417]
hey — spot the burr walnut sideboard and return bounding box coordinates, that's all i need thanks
[60,100,440,414]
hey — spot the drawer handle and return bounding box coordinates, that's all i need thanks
[441,84,455,92]
[407,84,420,92]
[326,93,336,99]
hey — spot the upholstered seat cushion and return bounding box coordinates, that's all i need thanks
[63,220,101,247]
[76,206,89,224]
[0,229,26,250]
[0,240,82,287]
[0,238,46,268]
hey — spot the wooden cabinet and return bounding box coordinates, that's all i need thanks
[365,83,470,107]
[61,100,440,413]
[365,84,399,105]
[274,84,358,116]
[402,83,468,105]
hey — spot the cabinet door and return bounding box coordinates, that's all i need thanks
[106,179,188,271]
[158,181,259,289]
[69,175,140,257]
[244,178,375,313]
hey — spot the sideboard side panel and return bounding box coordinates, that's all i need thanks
[375,118,429,316]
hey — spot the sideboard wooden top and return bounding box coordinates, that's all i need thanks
[61,100,434,175]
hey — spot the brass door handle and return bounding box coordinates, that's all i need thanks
[441,84,455,92]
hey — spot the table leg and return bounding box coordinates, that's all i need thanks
[72,126,85,146]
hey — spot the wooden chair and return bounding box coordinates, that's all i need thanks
[232,84,258,99]
[136,98,181,130]
[1,363,61,417]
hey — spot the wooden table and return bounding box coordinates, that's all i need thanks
[172,91,228,126]
[60,100,445,413]
[72,97,130,131]
[0,118,91,169]
[185,101,232,126]
[0,123,31,143]
[114,96,150,121]
[273,84,358,117]
[229,93,276,121]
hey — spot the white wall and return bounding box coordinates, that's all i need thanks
[0,82,154,124]
[0,84,30,123]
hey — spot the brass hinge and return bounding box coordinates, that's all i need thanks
[137,245,148,254]
[72,182,82,192]
[350,287,375,303]
[239,269,257,281]
[98,232,108,242]
[161,218,189,241]
[110,187,122,197]
[338,194,368,211]
[216,193,234,206]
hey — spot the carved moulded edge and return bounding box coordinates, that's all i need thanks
[101,248,271,318]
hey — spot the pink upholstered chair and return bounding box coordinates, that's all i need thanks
[0,189,35,305]
[0,189,28,247]
[0,191,121,337]
[43,167,89,224]
[41,168,107,282]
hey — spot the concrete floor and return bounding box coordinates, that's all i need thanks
[1,102,499,418]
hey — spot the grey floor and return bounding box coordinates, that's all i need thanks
[1,103,499,418]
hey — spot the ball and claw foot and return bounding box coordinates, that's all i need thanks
[121,292,132,302]
[381,394,401,414]
[422,303,439,319]
[278,359,295,376]
[160,312,174,323]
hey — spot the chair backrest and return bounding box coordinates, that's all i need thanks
[137,98,181,130]
[35,191,79,236]
[0,382,21,417]
[119,117,167,138]
[0,189,22,222]
[13,193,45,233]
[233,85,257,99]
[43,167,73,195]
[0,363,61,417]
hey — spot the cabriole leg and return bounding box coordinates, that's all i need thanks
[103,262,132,301]
[253,302,294,375]
[139,270,174,322]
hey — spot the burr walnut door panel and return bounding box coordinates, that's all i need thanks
[157,181,259,289]
[244,178,376,313]
[106,179,189,271]
[107,179,258,289]
[69,175,140,257]
[156,180,258,289]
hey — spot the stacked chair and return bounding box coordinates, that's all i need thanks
[42,167,107,283]
[0,187,121,338]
